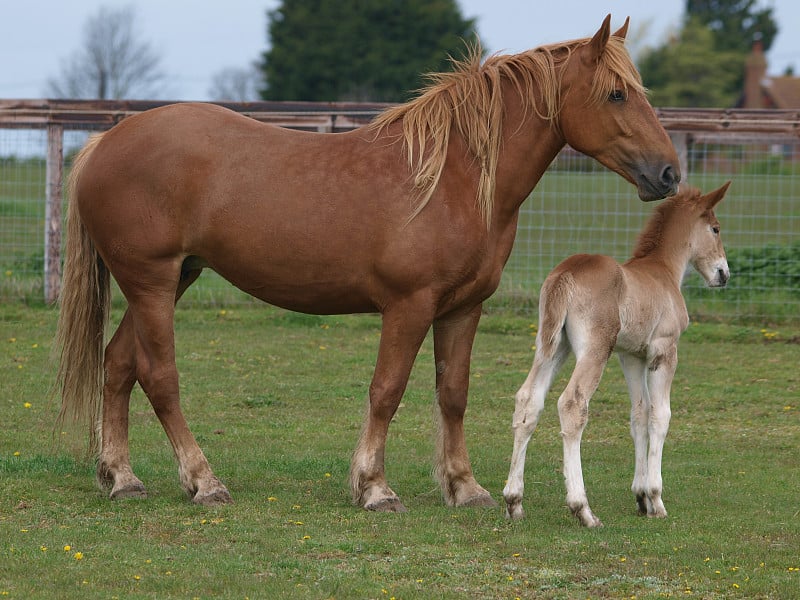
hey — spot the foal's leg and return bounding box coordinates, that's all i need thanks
[432,307,495,507]
[619,353,651,515]
[641,344,677,518]
[350,300,433,512]
[122,265,231,505]
[558,338,612,527]
[503,337,569,520]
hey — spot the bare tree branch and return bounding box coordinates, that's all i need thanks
[46,5,164,99]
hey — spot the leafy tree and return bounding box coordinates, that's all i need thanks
[687,0,777,53]
[46,5,163,99]
[638,0,779,107]
[260,0,478,102]
[639,18,744,107]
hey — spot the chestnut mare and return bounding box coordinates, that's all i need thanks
[503,183,730,526]
[56,16,679,510]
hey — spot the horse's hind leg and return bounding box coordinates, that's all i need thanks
[503,336,569,520]
[97,309,147,499]
[432,307,496,508]
[118,264,231,505]
[98,265,206,501]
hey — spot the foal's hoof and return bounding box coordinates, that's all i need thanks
[109,481,148,500]
[364,497,408,513]
[192,487,234,506]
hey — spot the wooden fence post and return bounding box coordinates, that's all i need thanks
[44,123,63,304]
[669,131,690,182]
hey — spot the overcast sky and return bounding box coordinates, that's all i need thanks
[2,1,797,101]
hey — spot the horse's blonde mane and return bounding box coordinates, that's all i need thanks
[370,36,644,227]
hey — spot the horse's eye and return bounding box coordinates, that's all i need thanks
[608,89,625,103]
[712,226,720,234]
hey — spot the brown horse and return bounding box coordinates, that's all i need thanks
[56,15,679,511]
[503,183,730,526]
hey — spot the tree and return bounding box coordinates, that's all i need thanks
[46,5,163,99]
[639,18,744,107]
[260,0,479,102]
[208,65,263,102]
[687,0,777,53]
[638,0,779,107]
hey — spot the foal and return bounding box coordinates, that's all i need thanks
[503,183,730,526]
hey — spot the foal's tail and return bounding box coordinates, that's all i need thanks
[54,133,110,456]
[536,270,574,358]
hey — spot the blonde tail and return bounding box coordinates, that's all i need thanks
[54,133,109,456]
[537,271,574,358]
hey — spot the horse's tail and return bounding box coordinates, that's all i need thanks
[536,270,574,358]
[54,133,110,456]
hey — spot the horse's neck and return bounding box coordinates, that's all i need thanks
[492,81,565,223]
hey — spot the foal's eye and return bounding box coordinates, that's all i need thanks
[712,226,720,235]
[608,89,625,103]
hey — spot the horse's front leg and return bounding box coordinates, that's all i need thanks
[432,307,496,508]
[619,353,651,516]
[641,344,678,518]
[504,338,569,520]
[350,301,432,512]
[558,348,609,527]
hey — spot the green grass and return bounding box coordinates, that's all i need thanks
[1,305,798,598]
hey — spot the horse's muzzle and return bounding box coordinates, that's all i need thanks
[636,164,681,201]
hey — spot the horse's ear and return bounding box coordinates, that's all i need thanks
[704,181,731,209]
[612,17,630,40]
[587,14,612,63]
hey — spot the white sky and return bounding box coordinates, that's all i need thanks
[1,1,797,101]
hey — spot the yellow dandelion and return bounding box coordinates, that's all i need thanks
[40,546,47,552]
[134,575,141,581]
[302,535,311,540]
[23,402,31,408]
[64,545,71,552]
[74,552,83,560]
[13,451,20,457]
[319,345,327,350]
[268,496,277,502]
[31,343,38,349]
[324,473,331,478]
[8,337,16,343]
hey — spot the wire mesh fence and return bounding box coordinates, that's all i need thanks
[1,101,797,324]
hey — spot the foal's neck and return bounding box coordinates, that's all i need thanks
[626,219,694,290]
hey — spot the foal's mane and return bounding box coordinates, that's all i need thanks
[631,187,703,259]
[370,36,644,226]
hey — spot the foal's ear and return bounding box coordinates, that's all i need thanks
[587,14,612,63]
[703,180,732,209]
[612,17,630,40]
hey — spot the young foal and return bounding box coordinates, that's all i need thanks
[503,183,730,526]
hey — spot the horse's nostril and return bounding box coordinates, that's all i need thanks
[660,165,676,187]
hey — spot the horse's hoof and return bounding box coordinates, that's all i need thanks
[109,482,148,500]
[192,487,234,506]
[459,492,498,508]
[364,497,407,513]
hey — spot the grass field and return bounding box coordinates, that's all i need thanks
[1,305,798,598]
